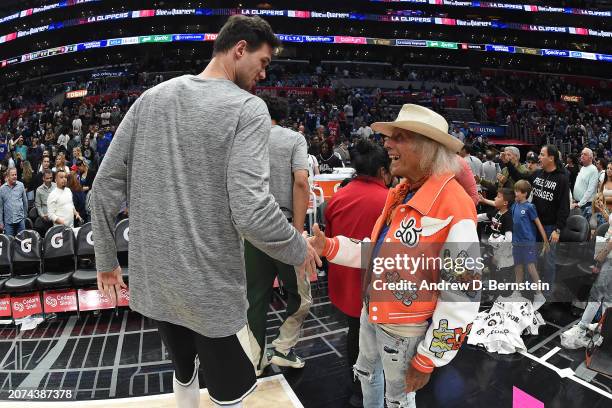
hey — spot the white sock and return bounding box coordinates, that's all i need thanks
[173,362,200,408]
[580,302,601,327]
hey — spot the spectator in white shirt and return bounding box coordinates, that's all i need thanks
[47,169,82,228]
[451,125,465,143]
[100,107,111,126]
[57,128,70,150]
[307,154,320,185]
[481,150,501,184]
[343,103,354,124]
[596,157,607,187]
[356,124,373,140]
[460,143,483,180]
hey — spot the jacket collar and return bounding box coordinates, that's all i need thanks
[390,173,456,216]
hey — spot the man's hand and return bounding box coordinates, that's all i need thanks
[477,193,486,203]
[405,365,431,393]
[97,266,127,306]
[550,230,560,243]
[75,213,83,223]
[474,175,481,183]
[309,224,327,256]
[570,202,578,210]
[299,231,322,278]
[43,215,49,222]
[496,173,506,185]
[56,217,65,225]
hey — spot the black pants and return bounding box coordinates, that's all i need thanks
[156,320,257,405]
[341,309,362,394]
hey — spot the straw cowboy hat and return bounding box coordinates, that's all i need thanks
[371,104,464,153]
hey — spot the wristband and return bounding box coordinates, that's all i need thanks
[322,237,339,259]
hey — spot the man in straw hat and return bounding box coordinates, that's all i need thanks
[309,104,481,407]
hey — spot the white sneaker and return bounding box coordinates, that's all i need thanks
[560,325,590,349]
[532,293,546,311]
[270,349,305,369]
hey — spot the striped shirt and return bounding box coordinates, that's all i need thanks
[0,181,28,225]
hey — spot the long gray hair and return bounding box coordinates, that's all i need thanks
[409,132,461,176]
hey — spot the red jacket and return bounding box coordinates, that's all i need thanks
[325,176,388,317]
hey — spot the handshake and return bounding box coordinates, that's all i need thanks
[298,224,328,278]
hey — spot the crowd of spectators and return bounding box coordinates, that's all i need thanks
[0,61,609,239]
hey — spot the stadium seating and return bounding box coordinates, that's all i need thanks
[577,223,610,275]
[0,234,13,292]
[556,215,591,268]
[72,222,97,287]
[4,230,42,293]
[37,225,76,289]
[115,219,129,282]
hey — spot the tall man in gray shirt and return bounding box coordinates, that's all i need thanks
[245,96,311,375]
[91,16,320,408]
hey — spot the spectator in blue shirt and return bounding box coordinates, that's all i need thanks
[0,138,7,162]
[511,179,550,309]
[13,136,27,162]
[96,126,113,159]
[0,167,28,236]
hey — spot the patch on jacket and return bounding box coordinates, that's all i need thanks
[394,215,453,247]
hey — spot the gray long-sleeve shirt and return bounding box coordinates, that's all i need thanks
[91,75,307,338]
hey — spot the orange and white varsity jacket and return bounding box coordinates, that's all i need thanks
[322,173,481,373]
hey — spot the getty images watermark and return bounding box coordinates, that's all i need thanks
[370,253,550,293]
[358,242,557,305]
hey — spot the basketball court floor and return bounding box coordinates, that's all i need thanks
[0,278,609,407]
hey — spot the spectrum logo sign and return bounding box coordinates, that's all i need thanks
[542,49,570,57]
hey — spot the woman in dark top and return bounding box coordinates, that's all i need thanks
[317,142,343,174]
[77,160,96,222]
[81,136,96,169]
[324,139,392,407]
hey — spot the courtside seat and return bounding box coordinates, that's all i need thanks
[0,235,13,293]
[578,223,609,275]
[556,215,590,268]
[4,230,42,293]
[72,223,97,286]
[115,219,129,282]
[37,225,76,289]
[28,207,38,222]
